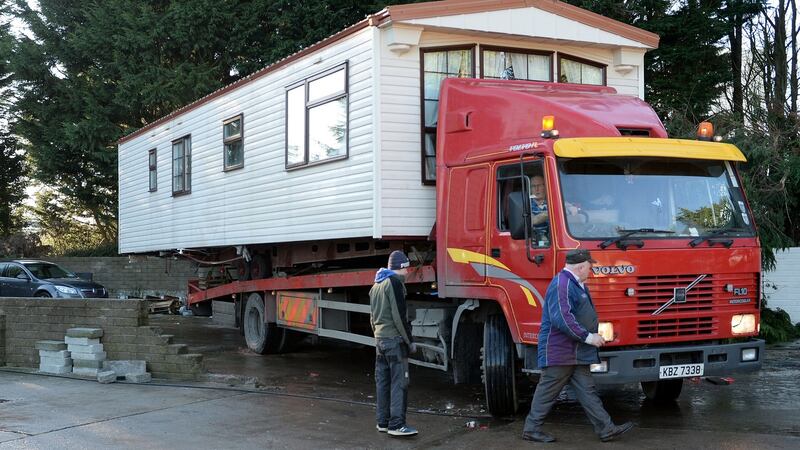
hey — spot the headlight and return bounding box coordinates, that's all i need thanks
[54,285,79,295]
[598,322,614,342]
[741,348,758,362]
[731,314,756,334]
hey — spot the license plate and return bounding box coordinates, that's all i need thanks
[659,363,704,379]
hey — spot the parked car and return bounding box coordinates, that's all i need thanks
[0,260,108,298]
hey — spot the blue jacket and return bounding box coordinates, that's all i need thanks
[537,269,600,367]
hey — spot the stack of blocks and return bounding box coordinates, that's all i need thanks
[66,328,107,377]
[36,340,72,374]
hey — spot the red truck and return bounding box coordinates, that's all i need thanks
[187,78,764,416]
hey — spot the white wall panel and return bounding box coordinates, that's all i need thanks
[119,29,376,253]
[763,248,800,324]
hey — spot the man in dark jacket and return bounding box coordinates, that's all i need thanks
[370,250,418,437]
[522,249,634,443]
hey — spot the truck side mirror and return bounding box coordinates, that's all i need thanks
[508,191,527,240]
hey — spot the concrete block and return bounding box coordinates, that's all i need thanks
[125,372,152,383]
[71,351,107,361]
[73,359,104,369]
[97,370,117,384]
[39,350,71,358]
[39,364,72,374]
[103,360,146,376]
[65,336,101,345]
[68,343,104,353]
[40,356,72,366]
[66,328,104,338]
[73,367,100,377]
[35,340,68,351]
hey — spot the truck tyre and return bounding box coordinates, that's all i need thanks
[641,379,683,403]
[244,293,273,354]
[482,314,518,416]
[249,254,271,280]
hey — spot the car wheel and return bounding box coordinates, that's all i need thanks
[35,291,52,298]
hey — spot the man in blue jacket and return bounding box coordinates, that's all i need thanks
[522,249,634,443]
[370,250,417,437]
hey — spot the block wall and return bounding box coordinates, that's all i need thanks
[0,298,203,380]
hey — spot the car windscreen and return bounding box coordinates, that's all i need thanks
[23,263,77,279]
[558,157,756,239]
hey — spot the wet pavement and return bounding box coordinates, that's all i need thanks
[1,315,798,448]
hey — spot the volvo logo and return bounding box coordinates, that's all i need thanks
[592,265,635,276]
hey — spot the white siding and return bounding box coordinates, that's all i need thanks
[119,29,376,254]
[763,247,800,323]
[377,29,646,237]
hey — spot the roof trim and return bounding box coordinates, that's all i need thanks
[386,0,659,48]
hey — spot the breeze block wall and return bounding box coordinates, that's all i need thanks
[47,256,197,299]
[0,298,204,380]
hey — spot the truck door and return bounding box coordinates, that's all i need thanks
[443,165,489,286]
[491,159,555,341]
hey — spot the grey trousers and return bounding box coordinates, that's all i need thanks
[523,365,614,436]
[375,336,409,430]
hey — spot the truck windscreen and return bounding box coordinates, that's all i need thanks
[557,157,756,240]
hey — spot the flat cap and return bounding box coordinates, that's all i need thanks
[565,249,597,264]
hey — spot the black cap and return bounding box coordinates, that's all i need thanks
[565,249,597,264]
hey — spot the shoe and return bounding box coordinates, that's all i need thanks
[388,425,418,437]
[599,421,635,442]
[376,424,388,432]
[522,431,556,443]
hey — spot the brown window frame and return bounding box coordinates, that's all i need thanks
[223,114,244,171]
[420,44,476,185]
[148,148,157,192]
[284,62,350,170]
[171,135,191,196]
[479,45,554,81]
[557,53,607,86]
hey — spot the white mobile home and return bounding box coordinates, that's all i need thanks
[118,0,659,255]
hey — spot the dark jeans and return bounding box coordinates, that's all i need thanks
[375,336,409,430]
[523,365,614,436]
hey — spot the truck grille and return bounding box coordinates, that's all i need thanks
[637,316,716,339]
[634,274,715,314]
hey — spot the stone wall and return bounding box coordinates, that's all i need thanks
[47,256,197,300]
[0,298,204,380]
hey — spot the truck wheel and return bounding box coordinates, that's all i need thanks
[641,379,683,403]
[249,254,271,280]
[244,293,274,354]
[482,314,519,416]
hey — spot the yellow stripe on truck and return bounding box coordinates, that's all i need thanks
[447,248,510,270]
[554,137,747,162]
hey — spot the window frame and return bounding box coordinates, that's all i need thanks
[223,113,244,171]
[148,148,157,192]
[479,45,554,81]
[557,53,607,86]
[171,135,192,196]
[284,62,349,170]
[419,44,476,185]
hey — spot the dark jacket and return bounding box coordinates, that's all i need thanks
[537,269,600,367]
[369,268,412,345]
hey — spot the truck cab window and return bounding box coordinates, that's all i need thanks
[496,161,550,248]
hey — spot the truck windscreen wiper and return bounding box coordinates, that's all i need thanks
[599,228,675,249]
[688,227,745,247]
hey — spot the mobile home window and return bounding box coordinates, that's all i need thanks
[148,149,157,192]
[223,114,244,170]
[558,54,606,85]
[285,63,348,168]
[172,135,191,195]
[421,46,475,184]
[481,46,552,81]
